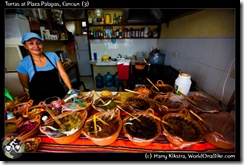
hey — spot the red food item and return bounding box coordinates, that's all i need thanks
[16,121,38,134]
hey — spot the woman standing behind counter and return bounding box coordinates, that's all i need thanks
[17,32,75,105]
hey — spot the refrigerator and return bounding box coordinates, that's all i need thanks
[74,36,92,76]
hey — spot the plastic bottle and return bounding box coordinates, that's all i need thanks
[174,73,192,99]
[113,72,119,87]
[105,14,111,24]
[95,73,104,88]
[104,72,113,87]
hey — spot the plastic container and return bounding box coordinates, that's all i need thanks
[95,73,104,88]
[93,52,97,60]
[117,64,130,80]
[174,73,192,99]
[105,14,111,24]
[104,72,113,87]
[113,72,119,87]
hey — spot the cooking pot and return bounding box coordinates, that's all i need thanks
[149,53,165,65]
[135,62,146,70]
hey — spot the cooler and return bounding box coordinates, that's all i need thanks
[116,60,131,80]
[116,59,131,91]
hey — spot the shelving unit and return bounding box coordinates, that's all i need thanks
[86,9,161,39]
[23,9,68,42]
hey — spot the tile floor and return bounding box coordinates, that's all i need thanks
[79,76,118,92]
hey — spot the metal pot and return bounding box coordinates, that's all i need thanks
[149,52,165,65]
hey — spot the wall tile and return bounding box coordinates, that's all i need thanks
[202,67,223,96]
[197,38,217,65]
[187,61,208,87]
[210,38,235,70]
[215,71,235,104]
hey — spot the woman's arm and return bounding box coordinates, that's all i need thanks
[17,72,29,89]
[56,60,73,91]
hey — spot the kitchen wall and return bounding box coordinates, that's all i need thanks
[158,9,235,106]
[159,37,235,106]
[89,9,235,106]
[89,39,157,59]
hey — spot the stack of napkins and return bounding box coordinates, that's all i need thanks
[117,59,131,65]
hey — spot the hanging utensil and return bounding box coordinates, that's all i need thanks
[146,77,160,92]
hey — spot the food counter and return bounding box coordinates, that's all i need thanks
[4,91,236,161]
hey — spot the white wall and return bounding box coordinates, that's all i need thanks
[158,37,235,106]
[89,39,158,59]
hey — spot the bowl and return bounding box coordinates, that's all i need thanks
[62,91,94,113]
[188,93,222,114]
[93,92,121,111]
[161,109,205,148]
[134,85,152,97]
[22,137,42,152]
[5,99,19,114]
[81,108,122,146]
[123,108,161,146]
[153,93,184,116]
[5,117,23,135]
[40,111,87,144]
[8,115,41,140]
[199,111,235,149]
[11,100,34,117]
[22,101,45,119]
[124,94,152,112]
[44,96,62,116]
[150,80,174,96]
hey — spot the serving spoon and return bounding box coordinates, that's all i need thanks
[146,77,160,92]
[44,125,78,136]
[189,109,225,139]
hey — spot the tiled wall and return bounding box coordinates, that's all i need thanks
[157,37,235,106]
[89,39,158,59]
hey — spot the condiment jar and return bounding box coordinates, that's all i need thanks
[105,14,111,24]
[174,73,192,99]
[144,27,149,38]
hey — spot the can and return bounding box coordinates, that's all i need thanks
[174,73,192,99]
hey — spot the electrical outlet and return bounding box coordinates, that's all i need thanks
[229,69,235,78]
[173,52,178,57]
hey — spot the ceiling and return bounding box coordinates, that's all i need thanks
[124,9,199,24]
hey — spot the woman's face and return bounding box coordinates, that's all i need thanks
[24,38,43,56]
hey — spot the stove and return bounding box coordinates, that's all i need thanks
[130,64,179,89]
